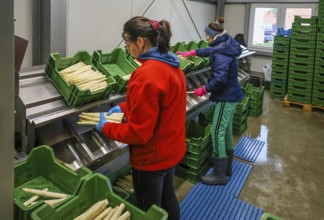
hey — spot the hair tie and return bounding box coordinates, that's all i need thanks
[150,20,160,31]
[215,21,223,27]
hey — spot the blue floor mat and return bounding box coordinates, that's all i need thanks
[234,136,265,163]
[180,184,263,220]
[180,160,263,220]
[203,160,252,198]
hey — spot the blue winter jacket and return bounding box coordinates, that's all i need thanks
[196,34,244,102]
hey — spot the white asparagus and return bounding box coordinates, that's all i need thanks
[122,74,132,80]
[103,207,117,220]
[77,121,98,125]
[116,211,131,220]
[110,203,125,220]
[23,188,48,206]
[59,63,108,92]
[22,188,69,199]
[79,115,123,123]
[74,199,109,220]
[81,112,124,118]
[59,62,85,74]
[93,207,112,220]
[44,196,69,207]
[28,201,38,207]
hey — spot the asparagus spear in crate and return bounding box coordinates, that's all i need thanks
[77,112,124,125]
[59,61,109,94]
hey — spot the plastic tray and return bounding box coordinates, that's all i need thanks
[92,48,136,94]
[244,83,265,100]
[14,146,92,220]
[31,173,168,220]
[181,147,211,169]
[176,159,210,184]
[235,97,250,115]
[46,51,116,107]
[186,120,212,155]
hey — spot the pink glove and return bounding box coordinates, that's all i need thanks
[176,50,196,58]
[194,86,207,96]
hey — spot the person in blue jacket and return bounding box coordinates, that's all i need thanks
[177,17,243,185]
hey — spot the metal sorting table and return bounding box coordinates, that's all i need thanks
[16,48,254,171]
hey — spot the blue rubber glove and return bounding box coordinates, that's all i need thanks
[107,105,122,115]
[96,113,108,133]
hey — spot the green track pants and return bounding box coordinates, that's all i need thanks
[211,101,238,158]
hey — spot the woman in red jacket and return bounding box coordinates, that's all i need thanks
[96,16,186,220]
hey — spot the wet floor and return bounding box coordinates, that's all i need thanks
[174,91,324,220]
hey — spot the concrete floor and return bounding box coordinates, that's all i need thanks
[174,91,324,220]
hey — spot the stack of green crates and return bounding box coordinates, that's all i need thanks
[244,83,264,117]
[319,0,324,18]
[270,36,290,100]
[233,97,249,136]
[31,173,168,220]
[287,16,317,104]
[176,119,211,184]
[92,48,136,94]
[313,26,324,107]
[14,146,92,220]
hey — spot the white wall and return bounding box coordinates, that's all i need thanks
[66,0,216,56]
[13,1,273,72]
[14,0,33,68]
[224,4,245,37]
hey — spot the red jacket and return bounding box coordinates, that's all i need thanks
[102,59,187,171]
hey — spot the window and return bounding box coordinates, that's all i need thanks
[248,4,316,53]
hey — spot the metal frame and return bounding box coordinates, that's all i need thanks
[0,0,14,218]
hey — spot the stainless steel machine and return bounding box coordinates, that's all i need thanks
[15,47,255,173]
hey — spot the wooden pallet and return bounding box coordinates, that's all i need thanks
[283,96,324,112]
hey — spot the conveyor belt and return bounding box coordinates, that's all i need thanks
[234,136,265,163]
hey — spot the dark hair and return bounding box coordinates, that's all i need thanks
[122,16,172,53]
[208,17,225,33]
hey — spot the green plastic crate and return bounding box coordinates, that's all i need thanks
[122,48,141,68]
[287,92,312,104]
[171,42,195,72]
[176,159,210,184]
[46,51,116,107]
[14,145,92,220]
[270,91,286,100]
[235,97,250,115]
[233,110,248,126]
[92,49,136,94]
[198,106,215,126]
[244,83,265,100]
[233,120,247,135]
[198,40,208,48]
[186,120,212,155]
[260,212,284,220]
[186,41,199,50]
[288,76,313,88]
[181,147,211,169]
[197,40,210,66]
[104,164,136,204]
[31,173,168,220]
[312,96,324,106]
[274,36,290,45]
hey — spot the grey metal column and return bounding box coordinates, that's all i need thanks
[217,0,225,18]
[0,0,14,219]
